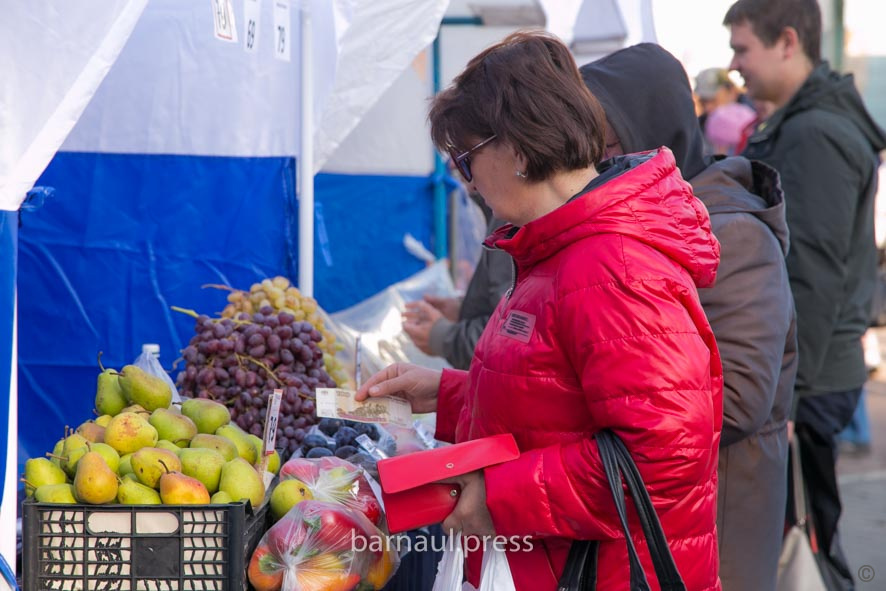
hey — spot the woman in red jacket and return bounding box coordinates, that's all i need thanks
[357,31,722,591]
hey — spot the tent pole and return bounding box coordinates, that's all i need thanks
[298,1,314,297]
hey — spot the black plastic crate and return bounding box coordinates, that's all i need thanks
[22,500,269,591]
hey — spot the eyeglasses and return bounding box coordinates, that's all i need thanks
[447,134,496,182]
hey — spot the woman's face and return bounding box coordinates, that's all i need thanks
[463,138,532,226]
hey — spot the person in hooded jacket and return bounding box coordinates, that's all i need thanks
[724,1,886,587]
[358,31,722,591]
[580,43,797,591]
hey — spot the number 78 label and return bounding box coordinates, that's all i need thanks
[274,1,291,62]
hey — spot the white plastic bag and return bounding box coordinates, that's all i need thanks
[134,344,182,402]
[477,545,517,591]
[432,534,516,591]
[432,533,466,591]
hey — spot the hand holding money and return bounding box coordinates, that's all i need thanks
[353,362,442,414]
[317,386,415,427]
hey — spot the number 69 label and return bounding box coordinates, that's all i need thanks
[243,0,260,53]
[273,1,290,62]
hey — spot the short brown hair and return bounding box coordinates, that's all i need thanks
[724,0,821,63]
[429,30,606,182]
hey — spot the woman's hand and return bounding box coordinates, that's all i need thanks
[440,470,495,537]
[354,363,441,413]
[402,300,443,355]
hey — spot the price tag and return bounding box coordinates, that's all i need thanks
[211,0,238,42]
[243,0,261,53]
[316,388,412,427]
[262,389,283,456]
[273,0,291,62]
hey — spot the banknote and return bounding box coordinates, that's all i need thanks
[315,388,412,427]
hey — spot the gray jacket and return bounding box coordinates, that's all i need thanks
[693,157,798,591]
[428,217,512,369]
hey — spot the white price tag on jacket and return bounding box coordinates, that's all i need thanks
[243,0,260,53]
[315,388,412,427]
[211,0,238,42]
[273,0,290,61]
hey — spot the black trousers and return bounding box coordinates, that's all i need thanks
[793,388,863,591]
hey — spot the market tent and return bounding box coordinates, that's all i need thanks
[1,0,446,570]
[0,0,150,568]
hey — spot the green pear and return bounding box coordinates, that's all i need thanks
[149,408,197,447]
[218,458,265,508]
[156,440,183,455]
[123,472,139,482]
[189,434,238,462]
[73,452,118,504]
[216,424,257,464]
[270,478,314,520]
[119,365,172,411]
[22,458,67,496]
[131,447,182,489]
[95,368,127,416]
[104,412,158,455]
[158,463,210,504]
[179,448,226,494]
[76,421,105,443]
[210,491,233,504]
[53,433,89,478]
[88,443,120,473]
[120,404,151,418]
[49,438,64,467]
[34,483,77,504]
[117,478,162,504]
[248,434,280,474]
[95,414,113,427]
[118,453,134,477]
[181,398,231,434]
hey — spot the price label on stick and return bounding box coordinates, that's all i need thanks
[260,389,283,476]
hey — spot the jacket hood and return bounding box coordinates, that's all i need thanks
[485,148,719,288]
[691,156,790,255]
[579,43,708,180]
[770,62,886,152]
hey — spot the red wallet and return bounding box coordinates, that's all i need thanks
[377,433,520,533]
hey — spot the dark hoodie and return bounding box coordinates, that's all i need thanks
[743,62,886,397]
[581,44,798,591]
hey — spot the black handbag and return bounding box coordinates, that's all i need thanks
[557,430,687,591]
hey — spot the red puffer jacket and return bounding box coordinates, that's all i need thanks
[436,149,723,591]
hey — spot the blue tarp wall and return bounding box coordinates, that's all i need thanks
[17,151,432,474]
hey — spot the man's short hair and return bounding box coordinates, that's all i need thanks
[724,0,822,63]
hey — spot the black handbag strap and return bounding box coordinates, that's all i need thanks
[557,430,687,591]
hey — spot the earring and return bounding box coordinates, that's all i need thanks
[515,170,527,178]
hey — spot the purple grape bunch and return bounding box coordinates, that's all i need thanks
[176,306,337,459]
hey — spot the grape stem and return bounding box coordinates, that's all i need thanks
[201,283,238,292]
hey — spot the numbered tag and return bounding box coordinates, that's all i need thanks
[211,0,238,42]
[273,0,291,62]
[262,389,283,455]
[243,0,261,53]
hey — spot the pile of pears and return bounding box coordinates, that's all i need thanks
[23,361,281,507]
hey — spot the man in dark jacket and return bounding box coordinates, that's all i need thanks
[725,1,886,588]
[581,43,797,591]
